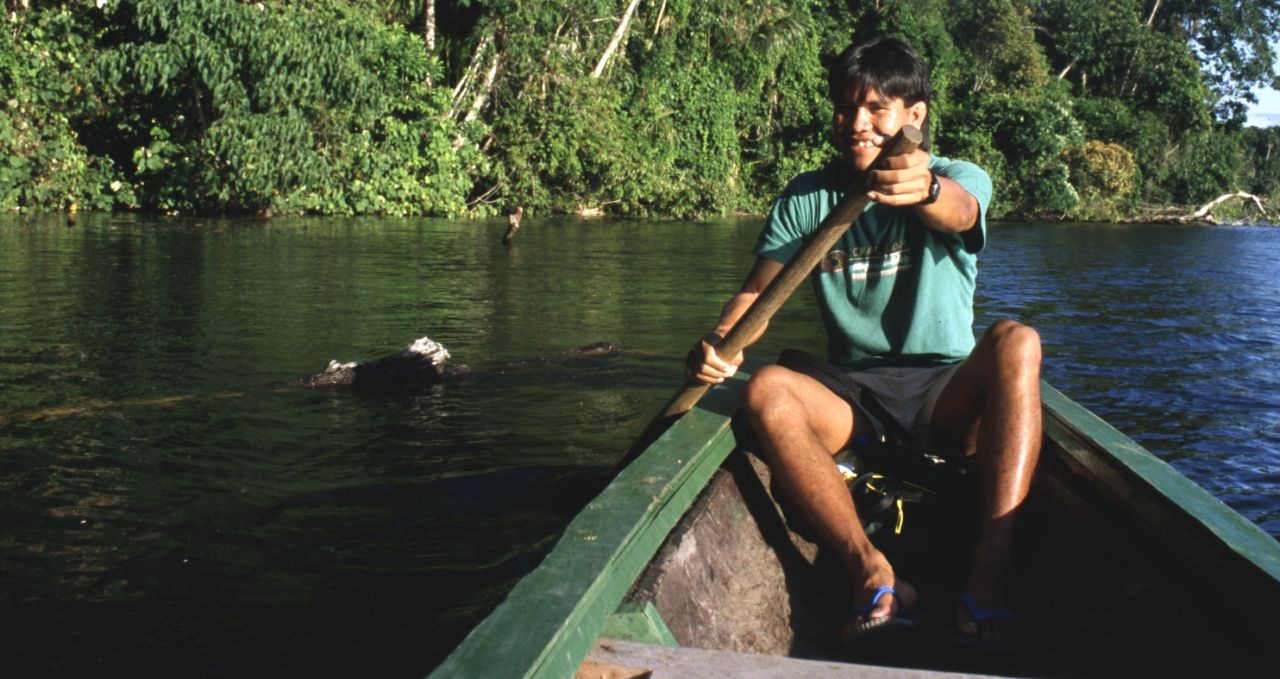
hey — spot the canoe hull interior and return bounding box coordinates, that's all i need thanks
[631,452,846,658]
[628,431,1280,676]
[429,376,1280,679]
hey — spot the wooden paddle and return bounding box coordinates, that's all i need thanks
[612,125,923,474]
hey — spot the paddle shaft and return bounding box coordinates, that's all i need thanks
[663,125,922,416]
[614,125,922,472]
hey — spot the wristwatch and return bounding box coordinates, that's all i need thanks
[919,171,941,206]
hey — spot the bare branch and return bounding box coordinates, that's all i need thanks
[464,51,500,125]
[1185,191,1268,222]
[453,49,500,150]
[653,0,667,38]
[1057,57,1079,81]
[1144,0,1162,28]
[592,0,643,79]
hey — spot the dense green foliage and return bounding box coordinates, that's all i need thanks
[89,0,478,216]
[4,0,477,216]
[4,0,1280,220]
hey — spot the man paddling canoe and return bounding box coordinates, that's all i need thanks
[687,37,1041,652]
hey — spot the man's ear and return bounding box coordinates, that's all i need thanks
[908,101,928,128]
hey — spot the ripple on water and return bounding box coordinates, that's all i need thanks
[2,217,1278,677]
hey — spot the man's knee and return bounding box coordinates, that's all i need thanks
[741,364,798,420]
[983,319,1041,369]
[742,365,858,457]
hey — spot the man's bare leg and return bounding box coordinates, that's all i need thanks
[741,364,916,630]
[931,319,1042,647]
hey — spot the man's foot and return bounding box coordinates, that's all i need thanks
[953,557,1018,652]
[842,578,920,646]
[953,592,1017,652]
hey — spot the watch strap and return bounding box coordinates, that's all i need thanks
[919,171,941,206]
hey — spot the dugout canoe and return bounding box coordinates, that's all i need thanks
[429,366,1280,678]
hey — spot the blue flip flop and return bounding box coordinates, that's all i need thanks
[951,593,1018,653]
[841,585,922,647]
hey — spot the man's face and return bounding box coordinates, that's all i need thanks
[832,87,927,171]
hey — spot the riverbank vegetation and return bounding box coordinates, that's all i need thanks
[3,0,1279,221]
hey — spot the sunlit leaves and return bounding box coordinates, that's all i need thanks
[1063,140,1138,220]
[0,4,112,211]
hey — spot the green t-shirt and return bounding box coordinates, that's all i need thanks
[754,155,992,370]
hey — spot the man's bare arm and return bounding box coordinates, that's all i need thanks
[868,149,979,234]
[688,257,784,384]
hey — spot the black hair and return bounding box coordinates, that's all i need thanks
[827,37,932,148]
[827,37,931,106]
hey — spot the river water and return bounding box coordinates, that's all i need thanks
[1,215,1277,676]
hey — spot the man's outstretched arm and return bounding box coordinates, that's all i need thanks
[867,149,980,234]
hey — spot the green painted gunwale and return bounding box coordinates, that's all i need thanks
[428,376,1280,678]
[426,371,748,679]
[1040,381,1280,624]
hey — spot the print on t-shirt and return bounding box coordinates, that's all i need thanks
[819,243,911,282]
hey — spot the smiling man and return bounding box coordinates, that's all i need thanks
[687,37,1043,652]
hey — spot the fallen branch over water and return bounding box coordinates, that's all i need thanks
[1129,192,1271,225]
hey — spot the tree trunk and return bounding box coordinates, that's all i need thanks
[592,0,643,79]
[423,0,436,85]
[1119,0,1162,96]
[424,0,436,52]
[449,32,494,120]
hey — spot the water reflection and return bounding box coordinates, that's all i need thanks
[976,222,1280,537]
[1,215,1277,676]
